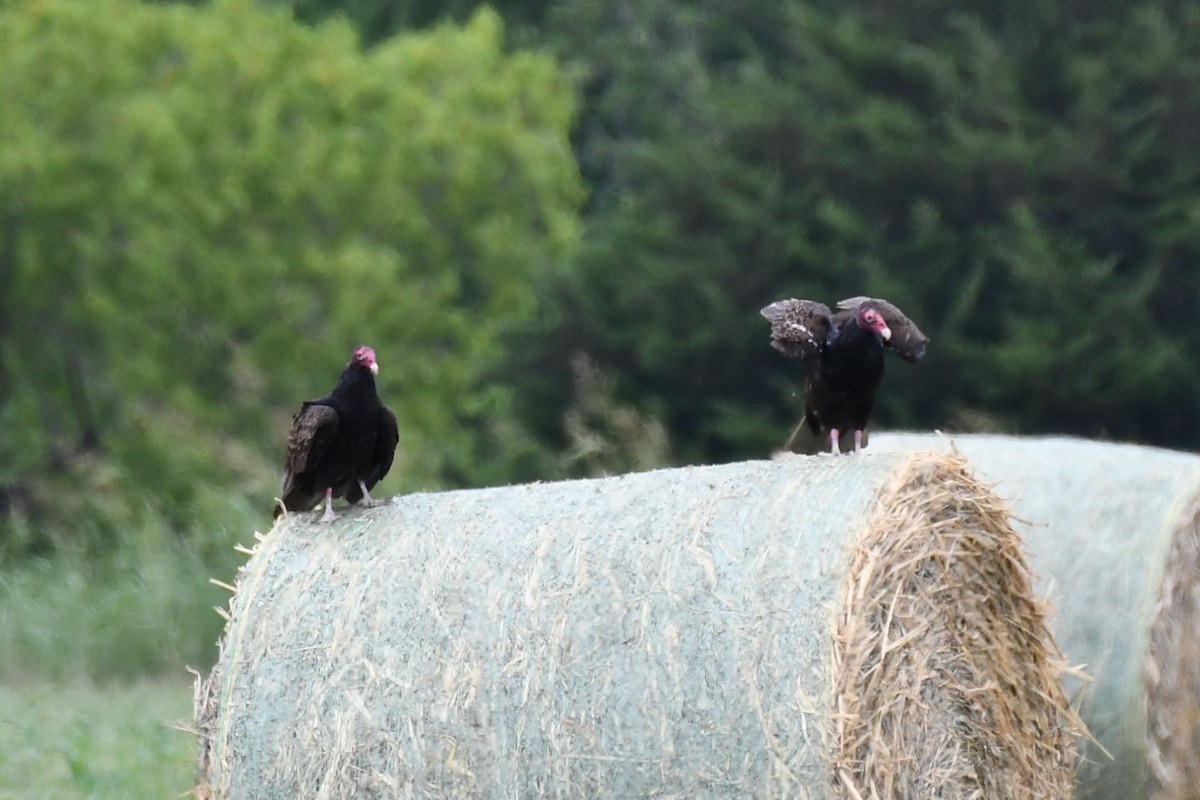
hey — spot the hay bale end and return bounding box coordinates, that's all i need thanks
[871,433,1200,800]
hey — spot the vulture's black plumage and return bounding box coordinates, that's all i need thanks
[275,345,399,521]
[760,296,928,455]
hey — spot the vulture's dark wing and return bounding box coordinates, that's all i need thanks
[364,407,399,491]
[835,296,929,362]
[760,299,833,362]
[281,403,339,496]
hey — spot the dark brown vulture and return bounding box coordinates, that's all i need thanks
[760,296,928,455]
[275,345,399,522]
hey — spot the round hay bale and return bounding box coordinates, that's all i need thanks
[870,433,1200,800]
[195,452,1081,799]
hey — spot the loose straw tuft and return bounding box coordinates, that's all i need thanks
[832,452,1082,799]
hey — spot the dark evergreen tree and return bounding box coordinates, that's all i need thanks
[507,0,1200,464]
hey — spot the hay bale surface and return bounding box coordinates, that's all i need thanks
[871,433,1200,800]
[197,452,1080,799]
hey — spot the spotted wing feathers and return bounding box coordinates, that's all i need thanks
[281,403,339,497]
[760,299,833,361]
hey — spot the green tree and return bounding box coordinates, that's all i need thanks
[0,0,581,560]
[254,0,554,44]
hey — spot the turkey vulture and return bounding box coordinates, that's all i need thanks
[760,296,928,455]
[275,345,399,522]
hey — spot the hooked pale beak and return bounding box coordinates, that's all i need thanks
[369,362,379,376]
[880,324,892,341]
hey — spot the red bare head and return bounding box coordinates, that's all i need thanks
[856,306,892,341]
[351,345,379,376]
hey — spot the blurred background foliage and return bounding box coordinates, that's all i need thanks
[1,0,1198,679]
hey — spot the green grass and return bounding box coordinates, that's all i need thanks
[0,495,248,797]
[0,557,233,682]
[0,678,196,800]
[0,521,243,796]
[0,517,250,682]
[0,555,230,682]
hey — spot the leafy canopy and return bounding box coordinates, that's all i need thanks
[0,0,581,560]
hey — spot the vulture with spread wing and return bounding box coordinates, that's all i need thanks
[275,345,399,521]
[760,296,928,455]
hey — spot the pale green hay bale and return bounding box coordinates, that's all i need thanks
[196,452,1080,799]
[871,432,1200,800]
